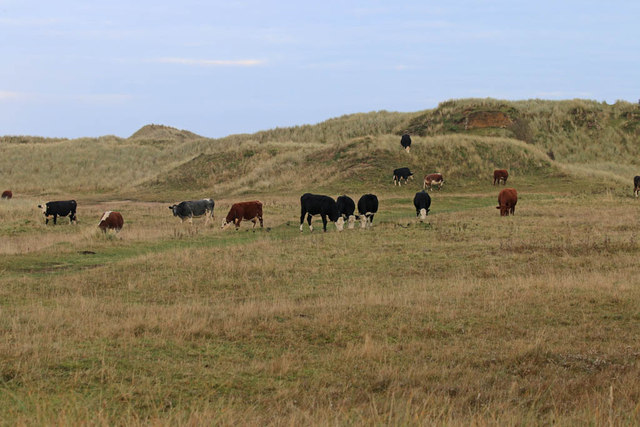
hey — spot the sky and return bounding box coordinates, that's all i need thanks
[1,0,638,138]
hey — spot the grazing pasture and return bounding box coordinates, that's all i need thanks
[1,98,640,424]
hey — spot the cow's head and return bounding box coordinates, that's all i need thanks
[360,215,368,229]
[221,218,233,229]
[335,217,344,231]
[419,208,429,220]
[497,205,509,216]
[168,205,178,216]
[347,215,356,229]
[37,204,46,215]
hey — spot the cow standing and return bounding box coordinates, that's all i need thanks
[634,176,640,197]
[299,193,343,232]
[400,134,412,152]
[1,190,12,199]
[221,201,263,230]
[169,199,215,224]
[493,169,509,185]
[413,190,431,220]
[357,194,379,229]
[98,211,124,232]
[423,173,444,190]
[497,188,518,216]
[38,200,77,225]
[336,195,356,229]
[393,167,414,186]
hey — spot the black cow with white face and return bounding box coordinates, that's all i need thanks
[393,167,414,186]
[400,134,412,152]
[300,193,343,232]
[169,198,215,224]
[413,190,431,220]
[357,194,378,229]
[38,200,77,225]
[336,195,356,229]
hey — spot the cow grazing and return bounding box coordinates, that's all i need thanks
[413,190,431,220]
[357,194,379,229]
[1,190,12,199]
[222,201,263,230]
[423,173,444,190]
[169,199,215,224]
[336,195,356,229]
[400,134,412,152]
[634,176,640,197]
[497,188,518,216]
[393,167,414,186]
[493,169,509,185]
[38,200,77,225]
[300,193,343,232]
[98,211,124,232]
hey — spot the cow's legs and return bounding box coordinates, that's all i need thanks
[307,214,313,232]
[300,209,306,231]
[259,216,263,228]
[321,214,327,232]
[53,214,57,225]
[45,216,49,225]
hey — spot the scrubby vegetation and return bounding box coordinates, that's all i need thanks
[1,98,640,424]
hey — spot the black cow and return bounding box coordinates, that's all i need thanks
[413,190,431,220]
[336,195,356,229]
[393,167,414,186]
[357,194,379,229]
[38,200,77,225]
[634,176,640,197]
[400,134,412,152]
[300,193,343,232]
[169,198,215,224]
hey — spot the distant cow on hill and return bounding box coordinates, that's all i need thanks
[98,211,124,232]
[222,201,263,230]
[497,188,518,216]
[413,190,431,220]
[423,173,444,190]
[393,167,414,186]
[300,193,343,232]
[1,190,12,199]
[38,200,77,225]
[493,169,509,185]
[634,176,640,197]
[169,199,215,224]
[336,195,356,229]
[400,134,412,152]
[357,194,379,229]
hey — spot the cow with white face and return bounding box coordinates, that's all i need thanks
[300,193,343,232]
[357,194,378,229]
[336,195,356,229]
[413,190,431,221]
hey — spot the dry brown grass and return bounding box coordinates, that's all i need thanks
[2,190,640,424]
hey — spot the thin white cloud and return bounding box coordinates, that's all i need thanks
[0,91,26,100]
[153,57,265,67]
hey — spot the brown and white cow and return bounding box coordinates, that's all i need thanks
[98,211,124,232]
[1,190,12,199]
[221,201,263,230]
[496,188,517,216]
[423,173,444,190]
[493,169,509,185]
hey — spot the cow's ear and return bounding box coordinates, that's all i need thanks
[496,206,500,209]
[168,206,173,209]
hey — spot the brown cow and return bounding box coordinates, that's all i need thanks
[1,190,12,199]
[493,169,509,185]
[496,188,517,216]
[423,173,444,190]
[98,211,124,232]
[221,201,263,230]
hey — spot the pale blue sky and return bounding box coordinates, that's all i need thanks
[1,1,638,138]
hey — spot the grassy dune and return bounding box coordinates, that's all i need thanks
[1,98,640,424]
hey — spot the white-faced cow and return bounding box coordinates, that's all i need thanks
[497,188,518,216]
[98,211,124,232]
[400,134,412,152]
[493,169,509,185]
[221,201,263,230]
[413,190,431,220]
[38,200,77,225]
[336,195,356,229]
[1,190,12,199]
[393,167,414,186]
[634,176,640,197]
[423,173,444,190]
[300,193,343,232]
[357,194,379,229]
[169,199,215,224]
